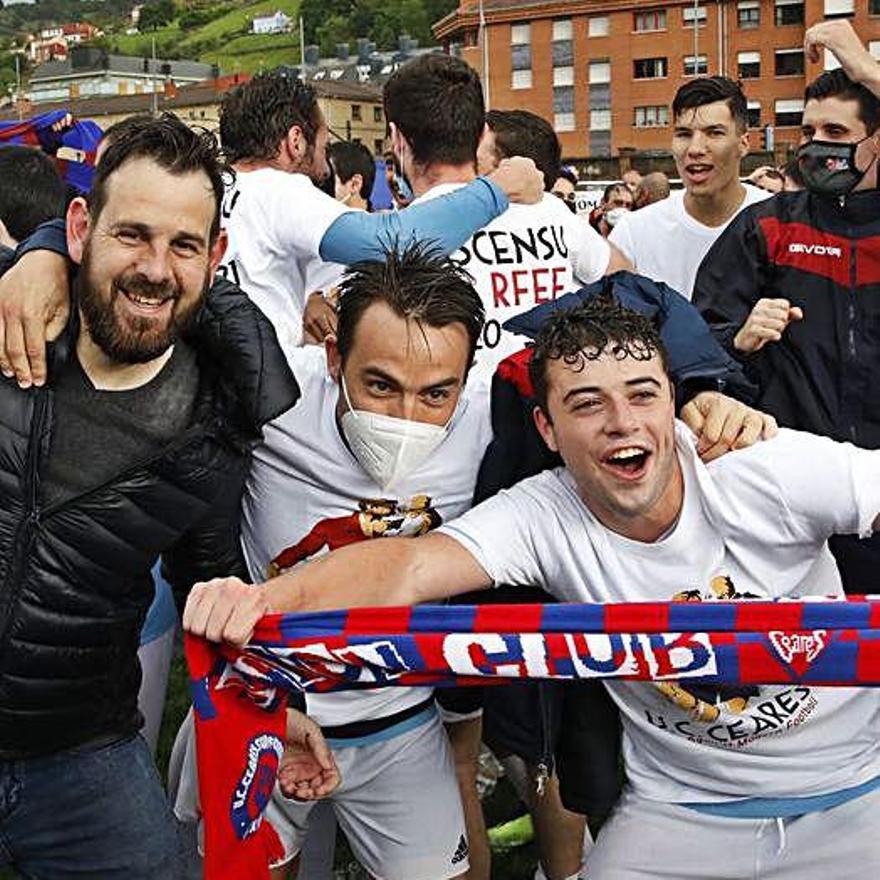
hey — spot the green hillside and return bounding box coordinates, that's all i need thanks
[110,0,302,74]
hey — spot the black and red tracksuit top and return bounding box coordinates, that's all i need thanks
[694,188,880,448]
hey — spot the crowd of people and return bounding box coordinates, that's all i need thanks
[0,13,878,880]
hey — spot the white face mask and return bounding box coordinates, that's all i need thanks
[339,377,452,491]
[604,206,630,228]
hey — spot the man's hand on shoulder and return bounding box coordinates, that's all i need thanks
[183,576,270,646]
[278,709,342,801]
[487,157,544,205]
[681,391,778,462]
[733,298,803,354]
[0,249,70,388]
[805,20,880,95]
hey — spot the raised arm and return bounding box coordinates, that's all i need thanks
[319,158,543,264]
[183,531,492,646]
[805,20,880,97]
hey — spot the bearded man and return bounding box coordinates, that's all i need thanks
[0,114,337,880]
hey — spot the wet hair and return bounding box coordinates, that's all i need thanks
[384,54,484,168]
[336,241,484,373]
[529,295,669,415]
[91,112,226,242]
[672,76,748,133]
[220,72,321,164]
[485,109,561,191]
[804,68,880,135]
[328,140,376,202]
[0,145,67,242]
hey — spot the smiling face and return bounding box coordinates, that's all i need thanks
[672,100,749,198]
[327,300,470,426]
[69,156,224,364]
[533,346,683,542]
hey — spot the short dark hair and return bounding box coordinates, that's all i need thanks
[804,68,880,135]
[91,113,226,243]
[0,145,67,242]
[220,72,321,164]
[555,168,578,188]
[672,76,748,133]
[485,109,561,191]
[336,242,484,373]
[328,141,376,202]
[602,182,630,204]
[528,296,669,415]
[384,54,484,168]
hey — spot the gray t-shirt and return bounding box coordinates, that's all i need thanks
[42,341,199,508]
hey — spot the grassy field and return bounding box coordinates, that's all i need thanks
[109,0,302,74]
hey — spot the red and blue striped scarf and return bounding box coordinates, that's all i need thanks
[185,597,880,879]
[0,111,102,193]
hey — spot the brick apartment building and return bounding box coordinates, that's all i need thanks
[434,0,880,159]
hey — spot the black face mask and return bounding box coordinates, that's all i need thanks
[797,138,870,197]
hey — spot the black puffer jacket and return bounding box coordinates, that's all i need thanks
[0,280,299,758]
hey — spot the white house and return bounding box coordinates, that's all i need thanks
[252,11,291,35]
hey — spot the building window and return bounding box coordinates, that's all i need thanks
[511,20,531,82]
[589,59,611,84]
[374,138,384,154]
[590,108,611,130]
[824,0,854,17]
[684,54,708,76]
[634,105,669,127]
[738,51,760,79]
[351,104,361,121]
[775,98,804,127]
[775,0,804,26]
[554,85,575,114]
[373,106,382,122]
[747,101,761,128]
[871,0,880,15]
[634,57,667,78]
[512,68,533,89]
[589,16,609,36]
[555,113,575,132]
[737,0,760,27]
[552,19,572,41]
[511,23,531,44]
[775,48,805,76]
[463,28,478,48]
[683,5,707,27]
[634,10,666,31]
[553,66,574,87]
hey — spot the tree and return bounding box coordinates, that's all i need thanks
[139,0,176,32]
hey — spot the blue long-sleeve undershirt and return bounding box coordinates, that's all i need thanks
[18,177,510,269]
[319,177,508,264]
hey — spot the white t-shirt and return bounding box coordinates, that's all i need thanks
[609,186,769,300]
[241,347,493,726]
[218,168,350,354]
[413,185,611,377]
[440,424,880,804]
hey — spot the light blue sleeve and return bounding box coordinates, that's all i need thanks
[318,177,509,264]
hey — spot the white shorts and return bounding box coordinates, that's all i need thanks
[586,784,880,880]
[268,709,468,880]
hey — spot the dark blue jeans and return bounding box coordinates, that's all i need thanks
[0,734,181,879]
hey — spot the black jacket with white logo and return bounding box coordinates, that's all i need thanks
[694,189,880,448]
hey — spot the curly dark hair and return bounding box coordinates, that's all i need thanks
[336,241,484,374]
[528,296,669,414]
[91,112,227,242]
[219,72,321,164]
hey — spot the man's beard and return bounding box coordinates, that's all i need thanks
[77,241,207,364]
